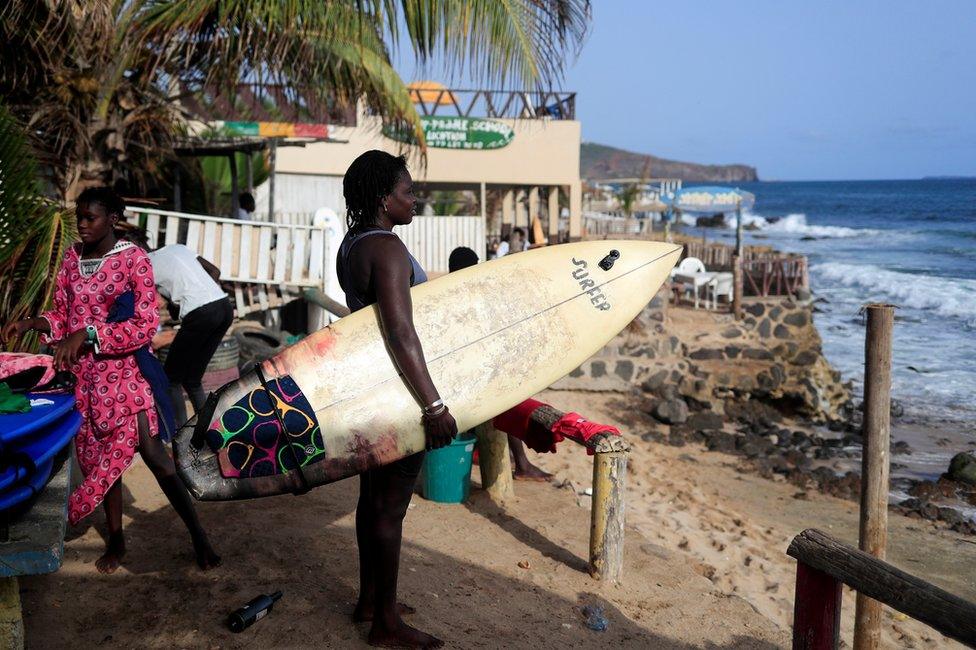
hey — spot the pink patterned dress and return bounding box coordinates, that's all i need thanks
[41,241,159,525]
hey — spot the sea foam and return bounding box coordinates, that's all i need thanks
[740,212,880,238]
[813,262,976,324]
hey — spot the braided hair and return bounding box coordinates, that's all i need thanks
[76,186,126,218]
[342,150,408,230]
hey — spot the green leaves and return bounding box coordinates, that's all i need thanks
[0,104,76,351]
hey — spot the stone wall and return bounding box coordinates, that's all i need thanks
[552,291,850,424]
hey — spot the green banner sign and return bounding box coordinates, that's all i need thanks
[384,116,514,150]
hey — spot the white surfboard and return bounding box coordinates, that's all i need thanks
[174,240,681,499]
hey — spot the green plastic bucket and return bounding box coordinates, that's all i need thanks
[420,431,476,503]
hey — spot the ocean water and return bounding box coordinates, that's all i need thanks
[682,179,976,426]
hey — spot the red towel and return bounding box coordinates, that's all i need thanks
[551,412,621,456]
[492,399,621,455]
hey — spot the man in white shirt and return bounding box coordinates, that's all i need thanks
[146,244,233,423]
[237,192,255,221]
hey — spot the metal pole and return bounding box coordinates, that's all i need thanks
[229,153,239,218]
[173,165,182,212]
[853,304,894,650]
[267,139,277,221]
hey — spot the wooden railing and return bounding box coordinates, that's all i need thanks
[788,529,976,648]
[128,207,328,288]
[128,207,329,316]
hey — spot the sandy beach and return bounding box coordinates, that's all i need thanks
[16,381,973,648]
[21,436,789,649]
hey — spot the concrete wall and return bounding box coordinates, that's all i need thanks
[276,110,581,187]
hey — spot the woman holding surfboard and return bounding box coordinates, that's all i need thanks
[338,151,455,649]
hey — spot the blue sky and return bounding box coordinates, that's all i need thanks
[398,1,976,181]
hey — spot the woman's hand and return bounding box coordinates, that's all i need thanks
[53,329,89,370]
[423,406,458,451]
[1,318,38,345]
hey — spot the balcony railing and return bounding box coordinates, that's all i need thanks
[409,88,576,120]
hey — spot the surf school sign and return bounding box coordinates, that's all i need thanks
[384,116,514,150]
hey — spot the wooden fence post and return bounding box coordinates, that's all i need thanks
[792,562,842,650]
[473,422,514,504]
[589,437,628,582]
[732,254,743,320]
[854,304,895,650]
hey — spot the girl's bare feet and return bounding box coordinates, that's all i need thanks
[368,619,443,649]
[96,532,126,574]
[193,534,221,570]
[353,601,416,623]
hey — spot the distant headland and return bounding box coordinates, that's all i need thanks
[581,142,759,183]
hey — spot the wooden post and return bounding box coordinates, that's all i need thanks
[854,304,894,650]
[732,254,743,320]
[473,422,514,504]
[589,437,627,583]
[735,200,743,258]
[788,528,976,647]
[792,562,842,650]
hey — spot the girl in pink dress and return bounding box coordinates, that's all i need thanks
[2,187,219,574]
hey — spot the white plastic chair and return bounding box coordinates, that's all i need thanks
[677,257,706,274]
[671,257,708,307]
[708,272,734,309]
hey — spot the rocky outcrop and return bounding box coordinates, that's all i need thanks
[553,292,850,424]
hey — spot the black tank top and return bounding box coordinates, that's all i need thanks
[336,229,428,313]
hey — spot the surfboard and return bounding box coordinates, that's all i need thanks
[0,410,80,492]
[173,240,681,500]
[0,393,76,443]
[0,457,54,512]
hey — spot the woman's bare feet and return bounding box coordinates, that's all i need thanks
[193,534,221,571]
[368,619,443,649]
[514,462,553,482]
[353,601,416,623]
[96,532,126,574]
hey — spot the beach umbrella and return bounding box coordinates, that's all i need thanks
[661,186,755,255]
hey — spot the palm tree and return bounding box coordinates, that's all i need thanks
[0,105,76,352]
[613,156,651,234]
[0,0,591,203]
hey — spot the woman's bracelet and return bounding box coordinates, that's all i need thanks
[423,403,447,419]
[422,399,444,415]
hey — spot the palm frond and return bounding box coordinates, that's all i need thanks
[0,103,76,351]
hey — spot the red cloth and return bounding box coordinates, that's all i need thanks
[551,412,621,456]
[492,399,621,455]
